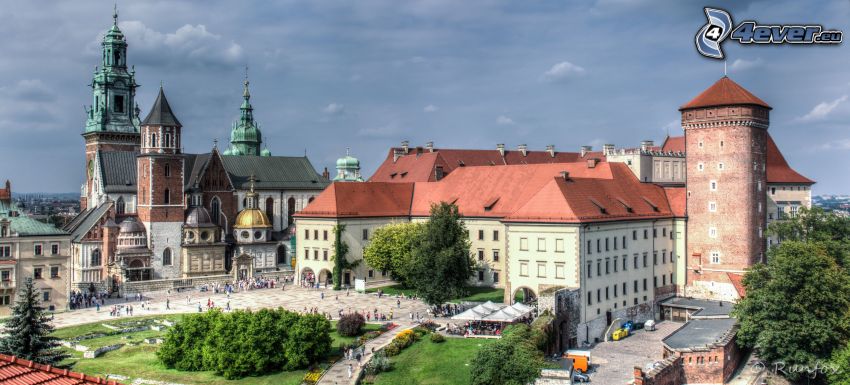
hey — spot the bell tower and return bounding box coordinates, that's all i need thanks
[682,76,770,300]
[81,6,141,209]
[137,86,184,279]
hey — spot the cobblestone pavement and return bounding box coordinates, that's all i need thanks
[585,321,681,384]
[51,286,433,329]
[317,322,415,385]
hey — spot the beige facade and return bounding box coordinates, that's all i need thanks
[0,234,71,315]
[766,184,812,249]
[606,142,686,185]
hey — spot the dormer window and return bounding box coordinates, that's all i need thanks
[114,95,125,113]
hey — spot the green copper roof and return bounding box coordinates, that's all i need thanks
[0,200,66,237]
[225,76,264,156]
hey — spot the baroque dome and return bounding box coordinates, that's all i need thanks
[118,217,145,234]
[185,206,215,227]
[234,208,272,229]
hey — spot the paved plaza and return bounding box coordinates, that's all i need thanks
[52,285,433,329]
[584,321,681,384]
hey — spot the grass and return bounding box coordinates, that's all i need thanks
[54,315,386,385]
[368,337,497,385]
[367,285,506,303]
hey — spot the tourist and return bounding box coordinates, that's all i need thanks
[396,299,401,308]
[166,298,170,310]
[347,364,353,379]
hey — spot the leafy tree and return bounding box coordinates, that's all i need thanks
[470,324,544,385]
[768,206,850,267]
[362,222,424,286]
[337,312,365,337]
[408,202,474,306]
[733,241,850,381]
[283,313,333,370]
[0,278,67,365]
[828,343,850,385]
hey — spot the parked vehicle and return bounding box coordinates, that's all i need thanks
[572,371,590,383]
[565,350,591,373]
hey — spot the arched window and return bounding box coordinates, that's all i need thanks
[287,197,296,227]
[150,133,157,147]
[164,163,171,177]
[91,249,102,266]
[162,248,172,266]
[164,189,170,204]
[210,197,221,225]
[164,133,172,148]
[265,197,274,225]
[116,197,125,215]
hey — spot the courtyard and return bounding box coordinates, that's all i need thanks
[584,321,681,384]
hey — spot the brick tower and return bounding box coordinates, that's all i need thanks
[81,8,141,209]
[682,76,770,300]
[137,86,184,279]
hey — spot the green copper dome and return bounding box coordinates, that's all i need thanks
[336,155,359,168]
[333,149,363,182]
[224,75,265,156]
[260,147,272,157]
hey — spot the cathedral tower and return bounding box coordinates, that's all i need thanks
[81,7,141,209]
[682,76,769,300]
[137,87,184,278]
[223,75,267,156]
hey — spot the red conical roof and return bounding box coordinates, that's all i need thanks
[680,76,771,110]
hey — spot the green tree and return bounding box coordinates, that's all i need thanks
[828,343,850,385]
[362,222,424,286]
[768,206,850,267]
[408,202,474,306]
[470,324,544,385]
[0,278,67,365]
[733,241,850,381]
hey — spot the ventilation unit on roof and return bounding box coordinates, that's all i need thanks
[589,198,607,215]
[616,198,633,213]
[484,197,500,211]
[641,197,660,212]
[560,171,570,181]
[458,160,465,167]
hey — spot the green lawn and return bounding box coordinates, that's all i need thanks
[367,285,506,303]
[368,337,497,385]
[54,315,384,385]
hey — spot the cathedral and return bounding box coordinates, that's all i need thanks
[63,11,332,292]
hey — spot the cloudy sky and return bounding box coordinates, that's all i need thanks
[1,0,849,194]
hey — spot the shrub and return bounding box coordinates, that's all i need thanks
[365,351,392,375]
[393,329,415,348]
[412,326,430,339]
[430,333,445,343]
[384,342,401,356]
[418,320,439,332]
[337,312,366,337]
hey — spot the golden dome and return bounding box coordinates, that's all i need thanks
[234,208,272,229]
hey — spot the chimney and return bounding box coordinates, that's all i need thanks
[322,167,330,179]
[603,144,615,156]
[392,149,403,163]
[517,144,527,157]
[496,143,505,157]
[580,145,592,157]
[640,140,654,152]
[587,158,597,168]
[560,171,570,181]
[401,140,410,154]
[546,145,555,158]
[426,141,434,152]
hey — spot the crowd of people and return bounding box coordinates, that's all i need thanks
[68,290,109,310]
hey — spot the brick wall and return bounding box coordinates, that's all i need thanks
[634,357,684,385]
[684,104,768,299]
[663,325,742,384]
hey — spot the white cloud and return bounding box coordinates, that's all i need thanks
[818,138,850,150]
[423,104,438,113]
[496,115,515,125]
[323,103,345,115]
[542,61,585,82]
[108,21,242,67]
[800,95,848,121]
[729,58,763,72]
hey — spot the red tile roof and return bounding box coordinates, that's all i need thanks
[368,147,606,183]
[766,134,815,184]
[657,135,814,185]
[661,136,685,153]
[726,272,746,298]
[295,182,414,218]
[663,187,687,217]
[0,354,124,385]
[680,77,771,110]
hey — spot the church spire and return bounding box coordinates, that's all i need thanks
[223,69,263,156]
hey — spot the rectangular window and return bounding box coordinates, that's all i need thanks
[42,291,50,302]
[478,270,484,281]
[662,228,667,237]
[614,284,618,297]
[519,262,528,277]
[710,180,718,191]
[662,275,667,286]
[0,245,10,257]
[605,258,610,274]
[493,272,499,283]
[478,249,484,261]
[493,250,500,262]
[314,250,319,260]
[555,264,564,279]
[314,230,319,240]
[537,238,546,252]
[50,266,59,278]
[586,240,591,254]
[632,230,637,240]
[710,251,721,264]
[605,238,609,251]
[362,229,369,240]
[520,238,528,251]
[622,255,627,271]
[304,229,309,240]
[605,286,609,300]
[34,267,42,279]
[709,201,717,212]
[493,230,499,241]
[537,263,546,278]
[478,230,484,240]
[597,289,601,303]
[613,256,618,273]
[586,262,592,278]
[709,227,717,238]
[597,239,601,253]
[587,291,593,305]
[633,254,638,269]
[0,270,9,281]
[643,278,647,291]
[653,229,657,238]
[114,95,125,113]
[643,230,648,239]
[34,245,42,256]
[51,244,59,255]
[622,236,627,249]
[643,253,648,267]
[654,276,657,287]
[323,250,328,261]
[622,282,627,295]
[304,248,309,259]
[613,237,618,250]
[0,295,9,306]
[323,231,328,241]
[555,239,564,252]
[634,280,638,292]
[368,270,374,278]
[596,260,601,276]
[653,252,658,265]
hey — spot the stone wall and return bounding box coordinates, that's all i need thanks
[634,357,684,385]
[123,274,232,294]
[534,369,571,385]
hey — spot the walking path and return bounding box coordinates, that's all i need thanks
[317,322,415,385]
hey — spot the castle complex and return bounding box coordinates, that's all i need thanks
[293,76,814,345]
